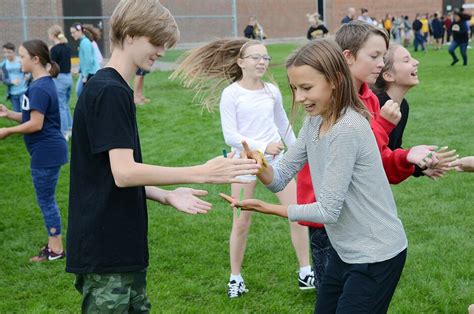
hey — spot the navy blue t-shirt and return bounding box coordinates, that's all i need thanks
[22,76,68,168]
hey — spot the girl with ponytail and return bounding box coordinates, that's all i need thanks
[0,39,68,262]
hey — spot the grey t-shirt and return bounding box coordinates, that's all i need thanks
[267,108,407,264]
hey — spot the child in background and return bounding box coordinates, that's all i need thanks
[1,42,28,112]
[171,38,314,298]
[48,25,73,140]
[0,39,68,261]
[306,13,329,40]
[134,68,151,105]
[222,38,409,313]
[82,23,104,67]
[69,23,100,97]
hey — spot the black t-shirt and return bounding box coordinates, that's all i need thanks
[66,67,148,274]
[307,25,329,40]
[50,43,71,74]
[412,19,422,32]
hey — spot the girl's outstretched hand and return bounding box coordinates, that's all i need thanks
[241,140,264,165]
[449,156,474,172]
[0,104,9,118]
[219,192,288,218]
[220,192,263,212]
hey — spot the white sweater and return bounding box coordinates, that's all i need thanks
[219,82,296,155]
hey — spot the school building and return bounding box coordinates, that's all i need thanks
[0,0,473,57]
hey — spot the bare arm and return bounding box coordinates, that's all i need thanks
[108,149,260,188]
[0,110,44,139]
[0,104,22,123]
[220,192,288,218]
[145,186,212,215]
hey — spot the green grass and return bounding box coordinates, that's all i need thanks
[0,43,473,313]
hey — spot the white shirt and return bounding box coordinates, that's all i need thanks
[219,82,296,156]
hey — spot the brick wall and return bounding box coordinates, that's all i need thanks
[1,0,469,56]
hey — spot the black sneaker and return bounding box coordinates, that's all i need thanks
[298,271,316,290]
[227,280,248,298]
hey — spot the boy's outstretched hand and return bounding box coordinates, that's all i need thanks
[449,156,474,172]
[166,188,212,214]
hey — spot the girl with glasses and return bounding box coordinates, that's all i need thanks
[172,39,314,298]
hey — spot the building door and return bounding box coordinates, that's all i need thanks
[443,0,465,14]
[62,0,103,57]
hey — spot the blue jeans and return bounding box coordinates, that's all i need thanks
[10,94,23,112]
[54,73,73,134]
[413,31,425,51]
[449,41,468,65]
[31,166,62,236]
[75,74,84,98]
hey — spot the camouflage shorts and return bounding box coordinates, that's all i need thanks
[75,270,151,313]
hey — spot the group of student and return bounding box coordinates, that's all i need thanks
[0,0,472,312]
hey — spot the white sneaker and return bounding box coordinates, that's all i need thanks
[227,280,248,298]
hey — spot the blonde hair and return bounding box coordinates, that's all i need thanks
[286,39,370,124]
[48,24,68,44]
[170,39,266,111]
[110,0,179,49]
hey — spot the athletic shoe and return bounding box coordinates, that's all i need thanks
[30,245,65,262]
[227,280,248,298]
[298,271,316,290]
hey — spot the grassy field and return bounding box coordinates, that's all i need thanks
[0,43,473,313]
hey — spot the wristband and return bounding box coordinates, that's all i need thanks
[256,150,268,175]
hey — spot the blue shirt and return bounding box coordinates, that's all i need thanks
[79,36,100,78]
[22,76,68,168]
[1,57,28,96]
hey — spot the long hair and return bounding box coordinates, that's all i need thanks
[82,24,102,42]
[22,39,60,77]
[286,39,369,124]
[170,38,264,111]
[373,44,401,92]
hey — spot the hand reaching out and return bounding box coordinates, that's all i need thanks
[449,156,474,172]
[220,192,264,212]
[203,151,259,184]
[166,187,212,214]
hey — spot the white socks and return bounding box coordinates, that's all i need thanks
[299,265,312,278]
[230,273,244,283]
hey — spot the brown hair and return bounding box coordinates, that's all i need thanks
[373,44,401,92]
[170,39,266,111]
[48,24,68,44]
[21,40,60,77]
[335,21,389,57]
[286,39,369,124]
[109,0,179,49]
[82,24,102,42]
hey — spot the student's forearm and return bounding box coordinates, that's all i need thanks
[145,186,170,204]
[6,110,22,123]
[3,119,42,136]
[257,164,274,185]
[257,200,288,218]
[113,162,208,187]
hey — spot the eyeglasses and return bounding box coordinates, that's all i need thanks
[242,54,272,62]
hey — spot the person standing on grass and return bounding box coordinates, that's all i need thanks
[134,68,150,105]
[171,38,315,298]
[1,42,28,113]
[413,14,426,52]
[221,38,409,313]
[66,0,260,312]
[373,44,456,178]
[48,25,73,140]
[0,39,68,262]
[449,11,470,66]
[69,23,100,97]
